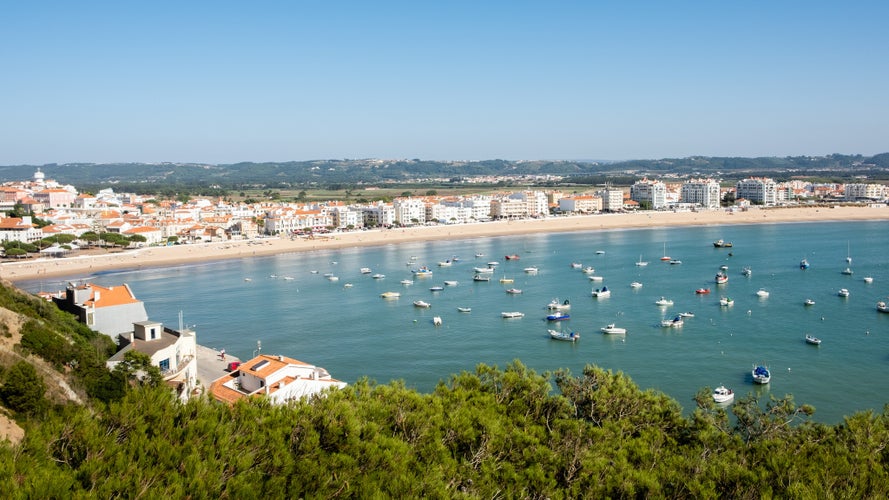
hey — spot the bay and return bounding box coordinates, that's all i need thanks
[19,220,889,423]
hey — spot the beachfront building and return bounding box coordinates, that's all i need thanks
[393,198,427,226]
[508,191,549,217]
[440,197,492,221]
[329,205,363,230]
[680,179,722,210]
[106,320,199,401]
[600,189,625,212]
[361,203,396,228]
[557,194,602,214]
[210,354,346,405]
[490,197,528,219]
[630,179,667,210]
[426,203,471,224]
[735,177,778,206]
[0,216,44,243]
[845,183,886,202]
[53,282,149,338]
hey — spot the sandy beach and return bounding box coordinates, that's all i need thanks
[3,205,887,282]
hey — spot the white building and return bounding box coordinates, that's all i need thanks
[210,354,346,405]
[845,183,886,201]
[600,189,625,212]
[736,178,778,206]
[557,194,602,213]
[361,203,396,227]
[630,179,668,210]
[393,198,427,225]
[680,179,722,209]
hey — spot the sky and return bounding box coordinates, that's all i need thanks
[2,1,888,165]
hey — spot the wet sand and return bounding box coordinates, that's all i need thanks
[3,205,887,282]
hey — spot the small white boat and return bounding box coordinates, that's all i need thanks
[679,311,695,318]
[661,316,684,328]
[877,301,889,313]
[413,300,432,308]
[380,291,400,299]
[588,275,604,282]
[283,276,295,280]
[501,311,525,318]
[327,276,340,282]
[841,267,853,275]
[429,286,444,292]
[547,299,571,310]
[444,280,459,286]
[473,275,491,282]
[863,276,874,283]
[372,274,385,279]
[505,288,523,294]
[548,329,579,342]
[655,297,674,307]
[741,267,752,277]
[804,298,815,306]
[715,272,729,284]
[343,283,353,288]
[591,286,611,298]
[487,261,500,267]
[756,288,769,298]
[636,255,648,266]
[669,259,682,265]
[570,262,583,268]
[360,267,372,274]
[432,316,442,326]
[630,281,643,288]
[596,250,606,255]
[457,307,472,313]
[719,297,734,307]
[600,324,626,335]
[805,334,822,345]
[473,267,494,274]
[438,260,453,267]
[712,386,734,404]
[837,288,850,297]
[523,266,539,274]
[475,253,484,257]
[752,365,771,384]
[244,278,252,282]
[582,266,595,274]
[400,279,414,285]
[499,276,514,284]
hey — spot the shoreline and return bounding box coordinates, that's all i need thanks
[3,205,888,282]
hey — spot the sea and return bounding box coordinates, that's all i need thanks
[17,220,889,424]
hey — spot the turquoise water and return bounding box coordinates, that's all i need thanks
[19,220,889,423]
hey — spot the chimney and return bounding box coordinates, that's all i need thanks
[278,355,284,361]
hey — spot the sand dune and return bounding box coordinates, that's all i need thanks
[3,205,887,282]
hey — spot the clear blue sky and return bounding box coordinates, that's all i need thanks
[2,1,887,165]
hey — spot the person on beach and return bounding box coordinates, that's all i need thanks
[220,348,226,361]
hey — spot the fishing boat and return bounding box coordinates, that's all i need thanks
[473,274,491,282]
[877,301,889,313]
[546,311,570,321]
[756,288,770,298]
[838,288,850,298]
[712,386,734,403]
[719,297,734,307]
[457,307,472,313]
[655,297,674,306]
[591,286,611,298]
[443,280,459,286]
[715,272,728,284]
[504,254,520,260]
[548,329,579,342]
[696,288,711,294]
[501,311,525,318]
[805,334,822,345]
[800,258,810,270]
[380,291,401,299]
[713,239,733,248]
[600,324,626,335]
[630,281,643,288]
[741,267,752,277]
[804,298,815,306]
[547,298,571,310]
[505,288,523,294]
[752,365,771,384]
[413,300,431,308]
[413,266,433,277]
[661,315,684,328]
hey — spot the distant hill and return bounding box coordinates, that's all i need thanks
[0,153,886,193]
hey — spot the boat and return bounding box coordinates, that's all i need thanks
[719,297,734,307]
[756,288,769,298]
[863,276,874,283]
[548,329,579,342]
[499,276,514,284]
[600,324,626,335]
[413,266,433,277]
[669,259,683,265]
[846,241,852,264]
[343,283,353,288]
[588,275,604,282]
[741,267,752,277]
[655,297,674,306]
[547,299,571,310]
[805,334,822,345]
[591,286,611,298]
[371,274,385,279]
[720,265,729,271]
[696,288,711,294]
[713,239,733,248]
[800,258,810,270]
[413,300,431,308]
[877,301,889,313]
[429,286,444,292]
[752,365,771,384]
[804,298,815,306]
[660,242,671,261]
[475,252,484,258]
[636,255,648,266]
[501,311,524,318]
[360,267,372,274]
[457,307,472,313]
[443,280,459,286]
[244,278,252,282]
[506,288,523,294]
[596,250,606,255]
[715,272,728,284]
[679,311,695,318]
[283,276,295,280]
[630,281,643,288]
[437,260,453,267]
[473,275,491,282]
[712,386,734,403]
[487,261,500,267]
[582,266,595,274]
[546,311,570,321]
[661,315,684,327]
[400,279,414,285]
[523,266,539,274]
[380,292,400,299]
[570,262,582,268]
[837,288,850,298]
[432,316,442,326]
[473,266,494,274]
[327,276,340,282]
[504,254,520,260]
[841,267,853,275]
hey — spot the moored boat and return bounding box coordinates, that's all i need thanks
[457,307,472,313]
[630,281,643,288]
[877,301,889,313]
[360,267,372,274]
[380,291,401,299]
[841,267,853,275]
[548,329,579,342]
[800,258,810,270]
[719,297,734,307]
[473,274,491,282]
[752,365,771,384]
[591,286,611,298]
[547,298,571,310]
[661,315,684,328]
[741,267,752,277]
[546,311,570,321]
[600,324,626,335]
[696,288,711,294]
[372,273,385,279]
[636,255,648,266]
[400,279,413,285]
[805,334,822,345]
[429,286,444,292]
[432,316,442,326]
[506,288,523,294]
[756,288,770,298]
[504,254,520,260]
[413,266,433,277]
[715,272,728,284]
[499,276,514,283]
[413,300,431,308]
[863,276,873,283]
[679,311,695,318]
[523,266,539,274]
[655,297,674,306]
[712,386,734,403]
[444,280,459,286]
[501,311,524,318]
[804,298,815,306]
[570,262,582,268]
[838,288,850,297]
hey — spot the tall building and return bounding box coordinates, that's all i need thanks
[680,179,722,209]
[735,177,778,206]
[630,179,667,209]
[600,189,625,212]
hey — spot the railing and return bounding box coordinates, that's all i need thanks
[161,354,194,379]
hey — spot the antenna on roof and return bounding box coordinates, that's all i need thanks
[178,311,183,331]
[253,340,262,358]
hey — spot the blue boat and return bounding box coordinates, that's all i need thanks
[800,258,810,270]
[546,312,570,321]
[752,365,771,384]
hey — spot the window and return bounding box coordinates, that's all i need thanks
[159,359,170,371]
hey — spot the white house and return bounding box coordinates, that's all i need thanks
[210,354,346,405]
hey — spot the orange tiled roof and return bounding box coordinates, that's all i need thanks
[80,283,141,308]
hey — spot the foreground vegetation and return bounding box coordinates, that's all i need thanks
[1,282,888,497]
